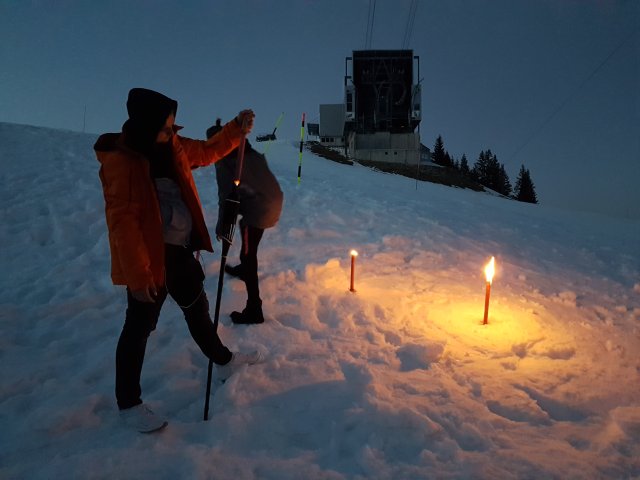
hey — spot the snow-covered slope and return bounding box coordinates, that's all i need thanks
[1,122,639,479]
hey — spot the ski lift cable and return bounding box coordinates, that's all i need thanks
[365,0,377,49]
[403,0,418,49]
[402,0,418,49]
[364,0,372,49]
[408,0,418,47]
[401,3,409,49]
[410,0,419,47]
[404,1,413,48]
[371,0,377,48]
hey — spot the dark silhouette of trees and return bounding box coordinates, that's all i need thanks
[432,135,453,167]
[514,165,538,203]
[459,154,470,176]
[471,149,493,185]
[472,150,512,196]
[499,164,512,197]
[428,136,539,203]
[444,151,453,167]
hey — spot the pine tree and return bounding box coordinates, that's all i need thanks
[472,150,512,195]
[498,164,512,197]
[444,151,453,168]
[473,149,496,187]
[514,165,538,203]
[472,150,486,183]
[432,135,446,166]
[459,154,470,176]
[485,152,501,192]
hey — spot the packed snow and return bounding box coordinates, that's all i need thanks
[1,122,639,479]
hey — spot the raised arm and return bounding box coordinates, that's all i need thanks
[180,110,255,168]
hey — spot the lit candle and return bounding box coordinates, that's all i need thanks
[483,256,495,325]
[350,250,358,292]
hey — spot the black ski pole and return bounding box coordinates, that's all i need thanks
[203,191,239,420]
[203,131,248,421]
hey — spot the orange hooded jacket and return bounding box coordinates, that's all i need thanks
[94,121,242,291]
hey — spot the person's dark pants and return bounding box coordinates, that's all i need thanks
[239,223,264,306]
[115,244,232,410]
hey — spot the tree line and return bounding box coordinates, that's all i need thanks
[431,135,538,204]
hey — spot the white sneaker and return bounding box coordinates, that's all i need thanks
[120,403,168,433]
[216,350,264,383]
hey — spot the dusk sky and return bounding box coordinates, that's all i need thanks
[2,0,639,218]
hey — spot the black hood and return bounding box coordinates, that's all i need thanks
[122,88,178,154]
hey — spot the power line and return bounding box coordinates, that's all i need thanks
[509,26,639,162]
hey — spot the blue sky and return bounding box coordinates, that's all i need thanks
[2,0,638,218]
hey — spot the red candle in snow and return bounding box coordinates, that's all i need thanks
[350,250,358,292]
[483,256,495,325]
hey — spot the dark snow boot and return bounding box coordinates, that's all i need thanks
[224,264,246,281]
[231,300,264,324]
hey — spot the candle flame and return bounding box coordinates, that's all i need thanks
[484,256,495,284]
[233,180,240,186]
[350,250,358,257]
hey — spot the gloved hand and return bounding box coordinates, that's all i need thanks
[235,110,255,134]
[131,282,158,303]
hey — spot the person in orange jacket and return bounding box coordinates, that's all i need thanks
[94,88,262,433]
